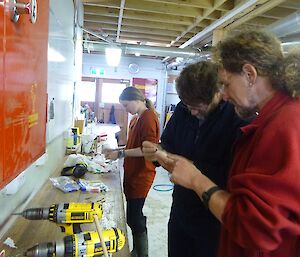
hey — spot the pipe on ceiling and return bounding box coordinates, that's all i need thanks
[267,11,300,38]
[82,28,114,45]
[84,41,206,58]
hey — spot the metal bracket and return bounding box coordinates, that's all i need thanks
[9,0,37,24]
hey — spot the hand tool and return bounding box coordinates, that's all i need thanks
[24,228,125,257]
[13,202,102,235]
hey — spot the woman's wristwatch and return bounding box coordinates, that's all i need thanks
[118,149,125,159]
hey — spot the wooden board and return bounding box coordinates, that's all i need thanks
[0,161,130,257]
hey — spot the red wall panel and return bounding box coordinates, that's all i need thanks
[0,0,49,188]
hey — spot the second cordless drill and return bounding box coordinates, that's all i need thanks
[15,202,102,235]
[24,228,126,257]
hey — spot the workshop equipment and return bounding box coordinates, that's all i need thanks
[13,202,102,235]
[61,163,88,178]
[24,228,126,257]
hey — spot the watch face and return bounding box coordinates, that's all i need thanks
[128,63,140,74]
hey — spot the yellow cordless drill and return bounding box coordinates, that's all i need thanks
[24,228,126,257]
[14,202,102,235]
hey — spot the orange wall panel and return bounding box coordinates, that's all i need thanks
[0,0,49,188]
[0,2,4,183]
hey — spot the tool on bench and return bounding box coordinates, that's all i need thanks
[13,202,102,235]
[24,228,126,257]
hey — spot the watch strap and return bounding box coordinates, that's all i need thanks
[202,185,221,209]
[117,149,125,159]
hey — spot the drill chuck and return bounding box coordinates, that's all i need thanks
[25,242,65,257]
[20,208,50,220]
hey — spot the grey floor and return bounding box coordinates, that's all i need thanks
[125,167,173,257]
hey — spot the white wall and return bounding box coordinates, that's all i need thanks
[0,0,82,233]
[46,0,77,142]
[82,54,167,131]
[165,70,180,107]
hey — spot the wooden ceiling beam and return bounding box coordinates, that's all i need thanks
[120,32,176,41]
[261,7,295,19]
[142,0,213,8]
[88,10,194,25]
[170,0,227,46]
[84,6,119,17]
[86,23,117,31]
[121,19,188,31]
[120,26,181,37]
[206,10,222,20]
[84,14,118,23]
[118,37,167,43]
[245,16,278,26]
[215,0,234,11]
[120,37,169,44]
[280,1,300,10]
[124,0,203,17]
[224,0,286,30]
[85,18,189,32]
[119,36,186,45]
[122,10,195,25]
[83,1,120,8]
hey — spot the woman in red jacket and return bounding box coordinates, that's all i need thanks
[105,86,160,257]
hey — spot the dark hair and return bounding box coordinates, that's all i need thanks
[214,30,285,92]
[176,61,218,105]
[119,86,158,115]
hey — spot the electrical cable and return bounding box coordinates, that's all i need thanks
[153,184,174,192]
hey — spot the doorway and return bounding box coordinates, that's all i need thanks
[81,77,129,146]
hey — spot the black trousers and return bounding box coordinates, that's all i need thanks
[168,216,219,257]
[126,198,146,234]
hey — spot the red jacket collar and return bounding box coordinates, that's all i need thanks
[240,91,291,135]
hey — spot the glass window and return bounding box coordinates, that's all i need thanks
[78,81,96,102]
[102,83,126,103]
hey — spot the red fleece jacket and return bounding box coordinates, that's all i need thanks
[123,109,160,199]
[219,92,300,257]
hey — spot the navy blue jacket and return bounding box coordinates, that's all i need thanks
[161,101,245,234]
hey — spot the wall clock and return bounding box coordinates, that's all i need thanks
[128,63,140,74]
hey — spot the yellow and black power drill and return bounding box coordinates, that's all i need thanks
[24,228,126,257]
[14,202,102,235]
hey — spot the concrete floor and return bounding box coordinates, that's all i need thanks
[125,167,173,257]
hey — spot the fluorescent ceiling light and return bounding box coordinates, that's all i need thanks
[281,41,300,46]
[105,48,122,67]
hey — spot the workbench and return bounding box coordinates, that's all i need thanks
[0,159,130,257]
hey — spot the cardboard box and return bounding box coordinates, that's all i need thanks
[74,119,85,134]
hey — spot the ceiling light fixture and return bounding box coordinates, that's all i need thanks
[105,47,122,67]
